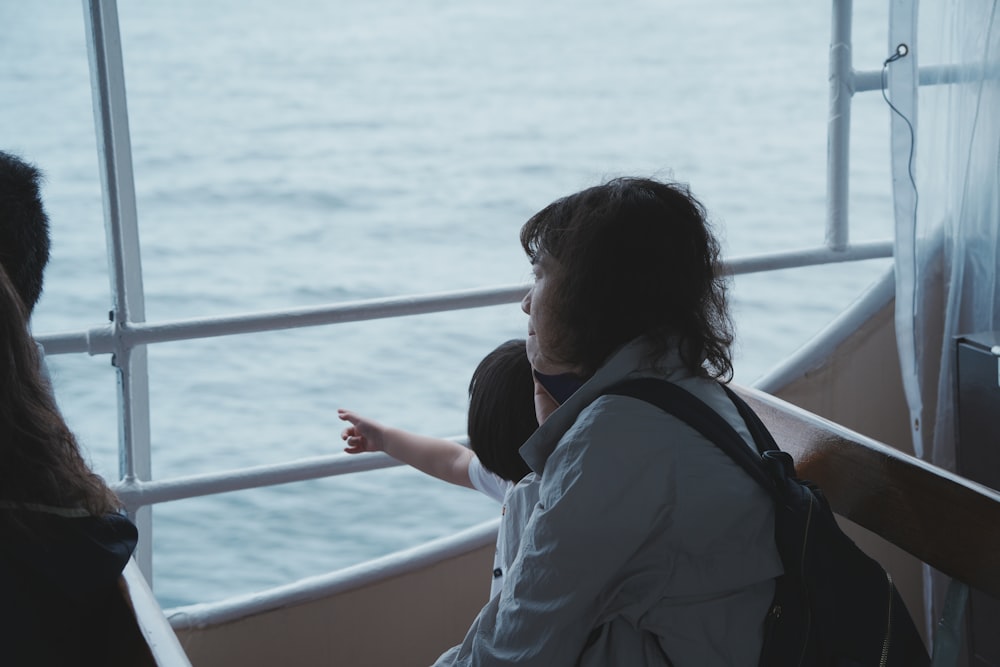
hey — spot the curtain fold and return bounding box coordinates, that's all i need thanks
[893,0,1000,649]
[913,0,1000,465]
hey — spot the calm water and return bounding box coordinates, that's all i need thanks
[2,1,894,607]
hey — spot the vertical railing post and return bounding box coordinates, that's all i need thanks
[82,0,154,582]
[826,0,854,250]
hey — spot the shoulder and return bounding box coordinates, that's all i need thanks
[549,379,750,483]
[582,377,756,452]
[0,509,136,597]
[569,390,708,449]
[542,393,698,487]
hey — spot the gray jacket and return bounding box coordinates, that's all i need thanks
[435,338,782,666]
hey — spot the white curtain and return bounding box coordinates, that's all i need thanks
[891,0,1000,642]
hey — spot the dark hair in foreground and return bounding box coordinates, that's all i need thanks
[520,177,734,380]
[0,150,51,314]
[468,339,535,483]
[0,262,120,532]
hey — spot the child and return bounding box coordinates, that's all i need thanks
[339,338,537,597]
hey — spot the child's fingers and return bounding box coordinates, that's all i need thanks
[344,434,366,448]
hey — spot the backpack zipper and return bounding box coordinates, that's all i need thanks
[880,572,893,667]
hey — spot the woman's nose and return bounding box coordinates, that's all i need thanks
[521,288,531,314]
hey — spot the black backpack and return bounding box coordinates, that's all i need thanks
[605,378,930,667]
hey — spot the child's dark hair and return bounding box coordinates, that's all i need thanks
[520,177,734,380]
[467,339,535,482]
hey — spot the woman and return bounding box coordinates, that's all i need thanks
[434,177,782,666]
[0,263,145,664]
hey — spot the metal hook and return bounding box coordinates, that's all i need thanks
[884,43,909,65]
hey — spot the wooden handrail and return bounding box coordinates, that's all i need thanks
[733,385,1000,598]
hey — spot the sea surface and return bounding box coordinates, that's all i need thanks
[2,0,895,608]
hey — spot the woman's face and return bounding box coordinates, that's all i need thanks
[522,253,575,375]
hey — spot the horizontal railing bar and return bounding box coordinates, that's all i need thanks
[115,436,467,508]
[725,240,892,274]
[853,62,998,94]
[37,284,529,355]
[36,324,116,356]
[114,448,443,508]
[166,518,499,628]
[111,453,377,506]
[37,242,893,357]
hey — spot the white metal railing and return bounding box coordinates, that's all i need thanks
[826,0,854,250]
[113,451,403,508]
[67,0,939,587]
[37,285,531,356]
[83,0,154,577]
[35,241,894,358]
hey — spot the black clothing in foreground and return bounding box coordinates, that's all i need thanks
[0,507,150,666]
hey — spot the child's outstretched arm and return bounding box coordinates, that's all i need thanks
[337,408,474,489]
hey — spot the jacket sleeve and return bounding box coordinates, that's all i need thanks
[433,397,676,666]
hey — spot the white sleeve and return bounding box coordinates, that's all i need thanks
[467,456,511,503]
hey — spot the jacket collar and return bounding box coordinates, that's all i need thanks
[519,336,691,474]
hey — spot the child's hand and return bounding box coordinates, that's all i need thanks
[338,409,387,454]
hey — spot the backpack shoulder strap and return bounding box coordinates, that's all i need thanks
[604,377,779,499]
[719,385,780,455]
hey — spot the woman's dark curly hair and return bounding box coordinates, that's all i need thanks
[0,263,121,535]
[467,339,534,482]
[520,177,734,380]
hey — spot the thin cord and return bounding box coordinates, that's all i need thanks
[881,44,919,326]
[881,44,919,234]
